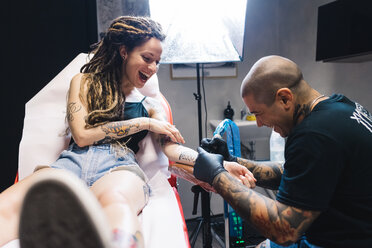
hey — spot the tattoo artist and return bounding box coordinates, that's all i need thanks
[193,55,372,248]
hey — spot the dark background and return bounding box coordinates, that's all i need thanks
[1,0,98,192]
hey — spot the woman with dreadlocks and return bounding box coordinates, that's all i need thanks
[0,16,255,248]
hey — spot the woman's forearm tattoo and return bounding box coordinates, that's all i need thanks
[101,122,140,137]
[93,121,141,145]
[67,102,82,122]
[179,151,196,164]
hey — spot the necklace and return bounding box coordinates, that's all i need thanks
[309,94,325,109]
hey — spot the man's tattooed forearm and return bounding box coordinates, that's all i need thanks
[213,172,318,245]
[101,122,140,137]
[251,166,282,189]
[236,158,282,189]
[67,102,82,122]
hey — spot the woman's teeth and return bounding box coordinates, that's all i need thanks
[139,71,149,81]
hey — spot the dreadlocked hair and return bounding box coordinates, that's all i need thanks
[79,16,165,128]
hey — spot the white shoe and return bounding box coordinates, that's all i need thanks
[19,170,112,248]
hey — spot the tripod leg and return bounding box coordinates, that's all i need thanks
[190,219,204,248]
[188,217,200,241]
[201,190,212,248]
[211,227,225,248]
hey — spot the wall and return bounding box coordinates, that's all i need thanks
[158,0,372,220]
[278,0,372,111]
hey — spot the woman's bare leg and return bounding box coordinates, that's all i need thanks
[0,167,149,247]
[0,168,58,246]
[90,169,148,248]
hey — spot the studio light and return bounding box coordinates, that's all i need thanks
[150,0,246,64]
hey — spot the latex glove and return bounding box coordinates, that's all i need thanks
[224,161,256,188]
[193,147,226,185]
[200,137,237,162]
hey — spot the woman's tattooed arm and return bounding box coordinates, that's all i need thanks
[66,74,152,147]
[213,172,320,245]
[93,118,149,145]
[66,102,82,122]
[179,151,196,164]
[156,134,197,165]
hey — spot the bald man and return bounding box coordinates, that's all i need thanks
[193,56,372,248]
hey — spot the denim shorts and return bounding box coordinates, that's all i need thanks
[50,143,145,187]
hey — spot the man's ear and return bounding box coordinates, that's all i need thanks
[119,45,127,59]
[276,88,293,107]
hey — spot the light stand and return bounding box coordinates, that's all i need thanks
[194,63,203,146]
[195,63,212,247]
[187,63,225,248]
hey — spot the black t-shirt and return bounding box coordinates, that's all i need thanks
[276,94,372,248]
[118,97,149,154]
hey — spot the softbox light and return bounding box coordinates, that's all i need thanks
[149,0,247,64]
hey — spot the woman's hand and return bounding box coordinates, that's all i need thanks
[224,161,257,188]
[148,118,185,144]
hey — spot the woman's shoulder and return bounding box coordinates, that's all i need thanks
[71,72,88,83]
[70,73,86,87]
[70,73,92,92]
[68,73,90,100]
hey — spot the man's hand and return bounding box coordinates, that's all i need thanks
[224,161,256,188]
[193,147,226,185]
[200,137,237,162]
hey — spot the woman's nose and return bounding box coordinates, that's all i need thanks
[149,61,157,73]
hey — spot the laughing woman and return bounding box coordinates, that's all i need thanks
[0,16,255,248]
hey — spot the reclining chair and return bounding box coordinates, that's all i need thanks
[4,53,191,248]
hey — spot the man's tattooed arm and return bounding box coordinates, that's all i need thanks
[213,172,320,245]
[236,157,283,190]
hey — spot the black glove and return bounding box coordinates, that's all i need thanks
[193,147,227,185]
[200,137,237,162]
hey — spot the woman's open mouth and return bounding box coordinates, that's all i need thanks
[139,71,150,82]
